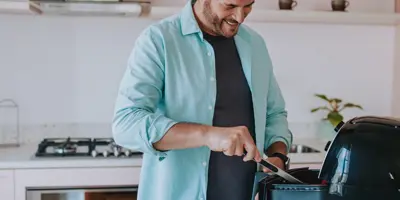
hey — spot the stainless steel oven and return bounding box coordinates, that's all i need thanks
[26,186,138,200]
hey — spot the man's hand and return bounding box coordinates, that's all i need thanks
[203,126,262,162]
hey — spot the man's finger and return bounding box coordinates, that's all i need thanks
[263,166,271,173]
[253,149,261,162]
[223,140,235,156]
[243,143,256,161]
[234,138,244,156]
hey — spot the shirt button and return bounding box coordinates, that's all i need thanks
[200,198,204,200]
[208,106,212,110]
[210,77,215,82]
[207,52,211,56]
[202,162,207,166]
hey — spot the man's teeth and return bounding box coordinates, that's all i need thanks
[226,21,237,25]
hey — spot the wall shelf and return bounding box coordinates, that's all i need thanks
[1,1,400,26]
[149,6,400,26]
[0,0,35,14]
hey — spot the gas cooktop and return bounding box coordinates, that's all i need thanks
[34,137,142,158]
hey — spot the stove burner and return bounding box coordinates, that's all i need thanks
[34,137,142,158]
[35,137,92,157]
[53,144,77,154]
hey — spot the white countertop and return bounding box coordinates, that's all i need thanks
[0,144,142,170]
[0,138,329,170]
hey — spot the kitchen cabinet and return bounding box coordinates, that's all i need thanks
[0,170,15,200]
[85,192,137,200]
[15,167,140,200]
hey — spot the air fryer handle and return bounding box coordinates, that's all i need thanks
[324,141,331,151]
[334,121,344,132]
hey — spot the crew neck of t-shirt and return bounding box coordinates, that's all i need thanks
[202,31,230,42]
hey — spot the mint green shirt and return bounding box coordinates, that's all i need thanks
[112,2,293,200]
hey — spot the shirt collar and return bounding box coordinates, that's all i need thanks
[180,1,202,36]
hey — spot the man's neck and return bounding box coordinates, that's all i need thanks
[192,1,217,36]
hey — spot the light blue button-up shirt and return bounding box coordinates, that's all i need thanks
[112,1,293,200]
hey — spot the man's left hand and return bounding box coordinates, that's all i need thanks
[261,156,285,172]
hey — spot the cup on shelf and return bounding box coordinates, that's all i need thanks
[331,0,349,11]
[279,0,297,10]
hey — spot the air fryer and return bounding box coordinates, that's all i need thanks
[258,116,400,200]
[319,116,400,198]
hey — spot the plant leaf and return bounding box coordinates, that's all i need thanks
[311,106,330,113]
[315,94,330,102]
[341,103,363,110]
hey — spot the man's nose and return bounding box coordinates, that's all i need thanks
[234,8,245,23]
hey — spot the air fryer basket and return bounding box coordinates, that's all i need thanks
[258,168,400,200]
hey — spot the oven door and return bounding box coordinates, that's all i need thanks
[26,186,138,200]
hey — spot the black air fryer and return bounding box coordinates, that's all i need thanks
[258,116,400,200]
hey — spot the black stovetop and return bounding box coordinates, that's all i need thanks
[34,137,141,158]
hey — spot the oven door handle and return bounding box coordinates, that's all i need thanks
[27,186,138,194]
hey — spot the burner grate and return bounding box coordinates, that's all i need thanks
[34,137,142,158]
[35,137,93,157]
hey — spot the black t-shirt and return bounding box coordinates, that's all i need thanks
[204,32,257,200]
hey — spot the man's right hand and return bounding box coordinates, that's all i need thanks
[203,126,262,162]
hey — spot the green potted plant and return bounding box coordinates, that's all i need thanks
[311,93,363,127]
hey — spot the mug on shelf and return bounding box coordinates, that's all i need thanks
[331,0,349,11]
[279,0,297,10]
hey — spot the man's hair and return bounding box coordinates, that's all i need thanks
[191,0,197,5]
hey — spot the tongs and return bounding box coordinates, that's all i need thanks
[244,153,304,184]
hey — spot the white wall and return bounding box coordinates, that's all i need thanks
[0,12,396,139]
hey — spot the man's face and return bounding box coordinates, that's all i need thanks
[202,0,254,38]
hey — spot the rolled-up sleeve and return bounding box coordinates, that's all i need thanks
[264,57,293,153]
[112,27,178,158]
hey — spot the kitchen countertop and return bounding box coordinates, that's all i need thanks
[0,144,142,170]
[0,138,329,170]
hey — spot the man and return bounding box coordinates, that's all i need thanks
[112,0,293,200]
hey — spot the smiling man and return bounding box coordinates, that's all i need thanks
[112,0,293,200]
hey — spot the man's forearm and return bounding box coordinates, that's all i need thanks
[266,141,288,156]
[153,122,210,151]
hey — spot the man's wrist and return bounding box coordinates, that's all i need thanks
[270,152,290,170]
[266,141,288,156]
[199,124,212,147]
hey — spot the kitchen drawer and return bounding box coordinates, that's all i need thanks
[0,170,15,200]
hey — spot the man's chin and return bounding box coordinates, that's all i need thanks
[222,30,238,38]
[221,25,239,38]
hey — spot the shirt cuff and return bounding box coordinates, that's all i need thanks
[265,134,292,155]
[147,114,179,160]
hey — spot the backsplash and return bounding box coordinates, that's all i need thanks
[0,13,396,140]
[2,121,325,144]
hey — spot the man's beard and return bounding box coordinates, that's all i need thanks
[202,0,225,37]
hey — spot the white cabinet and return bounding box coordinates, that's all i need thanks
[0,170,15,200]
[15,167,141,200]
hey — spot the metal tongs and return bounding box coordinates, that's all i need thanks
[258,158,304,184]
[244,153,304,184]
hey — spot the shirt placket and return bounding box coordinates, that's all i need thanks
[200,39,216,200]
